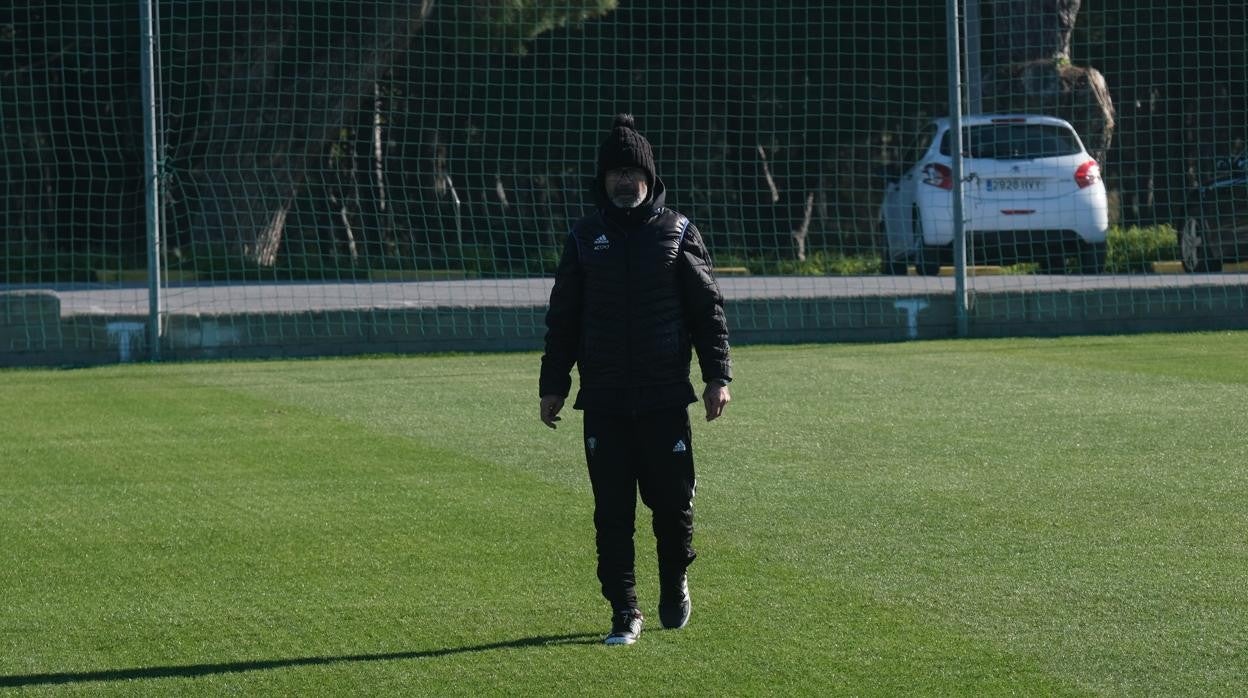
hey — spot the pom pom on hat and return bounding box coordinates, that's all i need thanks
[596,113,656,184]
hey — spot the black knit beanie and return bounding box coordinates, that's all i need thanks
[596,114,656,185]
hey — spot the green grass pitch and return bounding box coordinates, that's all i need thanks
[2,332,1246,695]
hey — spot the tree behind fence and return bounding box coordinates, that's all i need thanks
[1,1,1245,363]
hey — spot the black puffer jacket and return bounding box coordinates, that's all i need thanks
[540,178,732,414]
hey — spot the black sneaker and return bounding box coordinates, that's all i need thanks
[604,608,643,645]
[658,573,691,629]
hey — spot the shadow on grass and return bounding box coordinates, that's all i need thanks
[0,633,600,688]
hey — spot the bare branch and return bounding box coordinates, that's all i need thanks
[791,192,815,262]
[756,144,781,204]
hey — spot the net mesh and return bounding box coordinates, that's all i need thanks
[1,1,1246,363]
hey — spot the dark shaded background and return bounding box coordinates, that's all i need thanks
[1,1,1244,280]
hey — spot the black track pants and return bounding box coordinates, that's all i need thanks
[582,407,697,612]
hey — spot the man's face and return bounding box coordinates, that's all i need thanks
[605,166,649,209]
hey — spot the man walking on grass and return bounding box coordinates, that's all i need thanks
[539,114,733,645]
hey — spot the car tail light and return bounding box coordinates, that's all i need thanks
[921,163,954,190]
[1075,160,1101,189]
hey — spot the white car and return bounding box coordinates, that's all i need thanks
[879,114,1109,275]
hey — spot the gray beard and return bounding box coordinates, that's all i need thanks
[610,191,646,209]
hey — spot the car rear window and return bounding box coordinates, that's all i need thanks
[939,123,1083,159]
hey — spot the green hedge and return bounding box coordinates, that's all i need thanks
[1106,225,1178,273]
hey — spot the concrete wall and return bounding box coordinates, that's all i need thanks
[2,285,1246,367]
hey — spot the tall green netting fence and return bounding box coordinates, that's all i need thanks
[2,1,1246,365]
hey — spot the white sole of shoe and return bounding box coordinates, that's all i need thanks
[604,636,637,645]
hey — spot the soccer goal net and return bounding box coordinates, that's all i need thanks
[1,1,1245,363]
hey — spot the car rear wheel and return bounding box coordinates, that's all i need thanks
[1038,250,1068,274]
[879,220,909,275]
[913,213,941,276]
[1181,216,1223,272]
[916,245,942,276]
[883,258,909,275]
[1079,242,1107,274]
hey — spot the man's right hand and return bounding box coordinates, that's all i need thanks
[540,395,565,429]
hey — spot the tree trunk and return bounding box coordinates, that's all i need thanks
[792,192,814,262]
[982,0,1115,165]
[990,0,1082,64]
[174,0,433,267]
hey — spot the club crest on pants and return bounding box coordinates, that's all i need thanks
[587,436,598,455]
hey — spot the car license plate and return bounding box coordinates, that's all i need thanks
[985,178,1045,192]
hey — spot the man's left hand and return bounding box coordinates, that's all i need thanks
[540,395,565,429]
[702,382,731,422]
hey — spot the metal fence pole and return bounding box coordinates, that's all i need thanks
[965,0,982,116]
[139,0,163,360]
[947,0,969,337]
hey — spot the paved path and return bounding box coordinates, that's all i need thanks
[8,273,1248,317]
